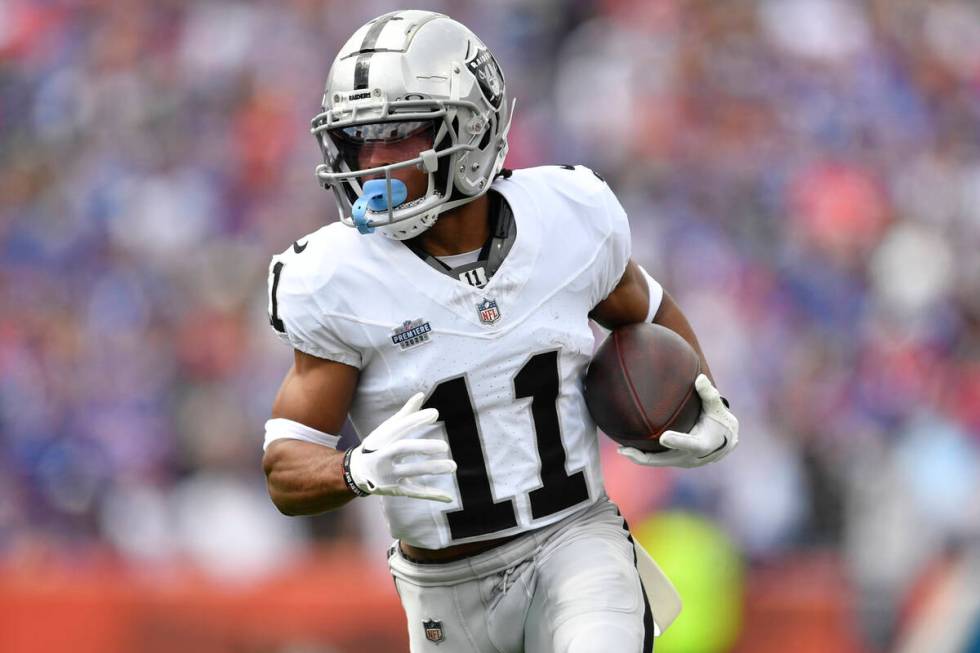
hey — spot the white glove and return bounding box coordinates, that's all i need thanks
[619,374,738,468]
[343,393,457,502]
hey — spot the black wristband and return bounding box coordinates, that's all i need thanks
[342,447,370,497]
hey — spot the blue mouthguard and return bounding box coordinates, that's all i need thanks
[351,179,409,234]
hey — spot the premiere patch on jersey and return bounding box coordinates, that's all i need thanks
[466,48,503,108]
[476,298,501,325]
[423,619,445,644]
[391,318,432,350]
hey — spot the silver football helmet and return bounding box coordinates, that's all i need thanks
[311,10,514,240]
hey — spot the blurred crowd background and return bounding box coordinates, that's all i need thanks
[2,0,980,651]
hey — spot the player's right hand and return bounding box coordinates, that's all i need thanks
[346,393,457,502]
[618,374,738,468]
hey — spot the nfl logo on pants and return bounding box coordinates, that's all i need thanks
[423,619,445,644]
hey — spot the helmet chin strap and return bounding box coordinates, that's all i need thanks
[351,179,409,234]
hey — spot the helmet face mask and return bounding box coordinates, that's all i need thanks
[328,119,439,207]
[311,11,513,240]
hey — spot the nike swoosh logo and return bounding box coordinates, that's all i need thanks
[292,240,308,254]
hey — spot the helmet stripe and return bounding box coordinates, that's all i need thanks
[353,53,371,90]
[353,12,403,90]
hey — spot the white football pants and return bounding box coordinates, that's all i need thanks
[388,497,655,652]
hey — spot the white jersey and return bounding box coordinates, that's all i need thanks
[268,165,634,549]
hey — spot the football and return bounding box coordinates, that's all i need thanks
[584,323,702,452]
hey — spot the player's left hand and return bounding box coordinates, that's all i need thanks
[618,374,738,468]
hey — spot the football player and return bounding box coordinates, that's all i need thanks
[262,10,738,652]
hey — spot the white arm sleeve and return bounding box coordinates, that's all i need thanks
[263,418,341,451]
[638,264,664,322]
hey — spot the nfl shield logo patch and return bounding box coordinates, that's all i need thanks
[476,298,501,325]
[423,619,445,644]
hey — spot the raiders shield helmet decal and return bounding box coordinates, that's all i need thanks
[466,48,503,108]
[423,619,445,644]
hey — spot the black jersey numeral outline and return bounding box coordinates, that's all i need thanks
[424,376,518,539]
[269,243,309,335]
[423,350,590,540]
[269,261,286,333]
[514,350,590,519]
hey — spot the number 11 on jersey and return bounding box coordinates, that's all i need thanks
[423,351,590,541]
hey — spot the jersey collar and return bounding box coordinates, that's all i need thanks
[370,175,541,329]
